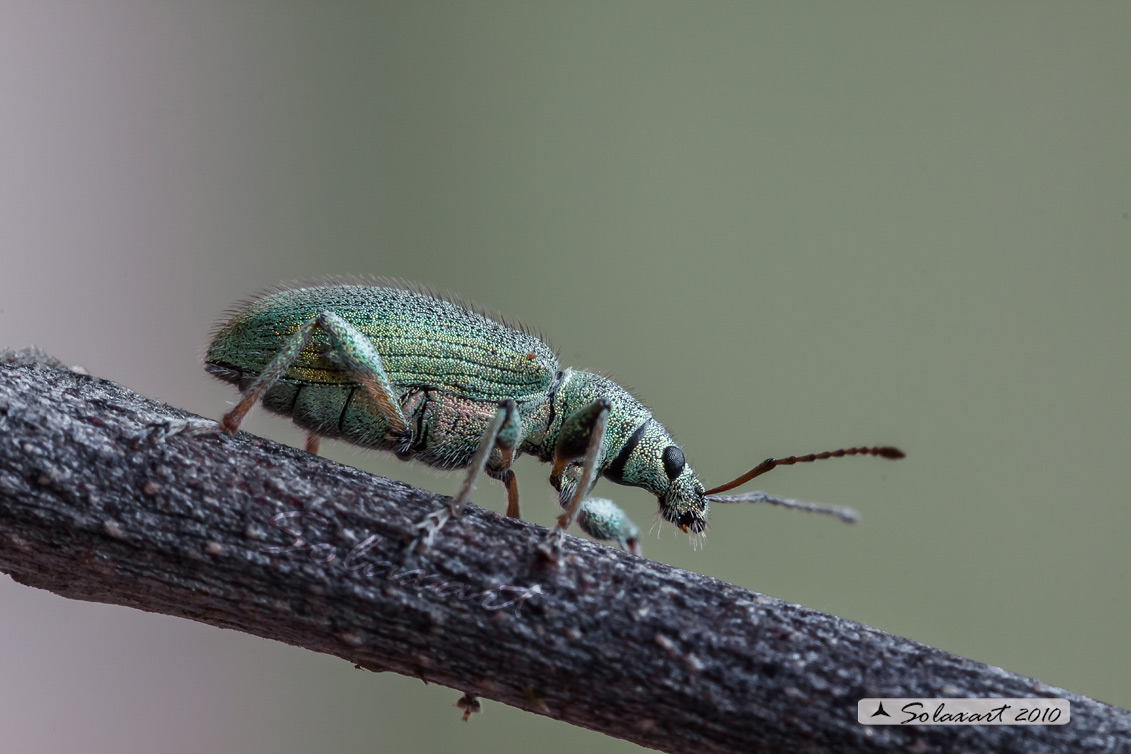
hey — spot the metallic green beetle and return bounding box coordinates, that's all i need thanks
[206,281,902,554]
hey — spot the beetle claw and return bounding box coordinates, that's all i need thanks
[537,529,566,562]
[412,508,453,550]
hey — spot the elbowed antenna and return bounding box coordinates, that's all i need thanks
[703,445,904,496]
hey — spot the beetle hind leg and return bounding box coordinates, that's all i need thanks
[219,311,409,441]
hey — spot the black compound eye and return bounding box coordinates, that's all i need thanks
[662,445,685,480]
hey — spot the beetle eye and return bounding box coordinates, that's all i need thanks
[662,446,685,480]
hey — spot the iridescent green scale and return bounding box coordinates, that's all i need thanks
[210,284,557,402]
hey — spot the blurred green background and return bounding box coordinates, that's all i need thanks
[2,2,1128,751]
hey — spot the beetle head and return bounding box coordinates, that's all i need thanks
[647,438,708,535]
[602,419,710,538]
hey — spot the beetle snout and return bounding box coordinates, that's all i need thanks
[662,473,708,534]
[675,508,707,534]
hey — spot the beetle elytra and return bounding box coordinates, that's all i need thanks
[206,281,903,555]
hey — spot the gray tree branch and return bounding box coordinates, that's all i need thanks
[0,351,1127,753]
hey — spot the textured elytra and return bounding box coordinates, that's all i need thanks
[207,284,558,402]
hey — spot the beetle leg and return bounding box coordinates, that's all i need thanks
[551,465,643,554]
[576,496,641,555]
[220,311,408,437]
[488,468,521,519]
[414,400,519,547]
[541,399,610,557]
[304,432,320,455]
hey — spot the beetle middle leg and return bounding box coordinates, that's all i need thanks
[488,468,521,519]
[413,399,521,547]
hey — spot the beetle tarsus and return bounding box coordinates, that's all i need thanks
[128,418,220,447]
[537,529,566,562]
[412,508,453,551]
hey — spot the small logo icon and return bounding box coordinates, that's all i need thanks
[870,702,891,718]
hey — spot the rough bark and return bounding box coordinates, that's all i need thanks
[1,350,1127,753]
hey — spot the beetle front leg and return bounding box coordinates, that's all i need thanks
[576,496,641,555]
[552,465,642,554]
[220,311,408,438]
[413,399,520,548]
[541,399,610,557]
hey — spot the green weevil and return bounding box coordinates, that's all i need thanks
[205,281,903,555]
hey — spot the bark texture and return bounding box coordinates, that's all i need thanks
[1,351,1127,753]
